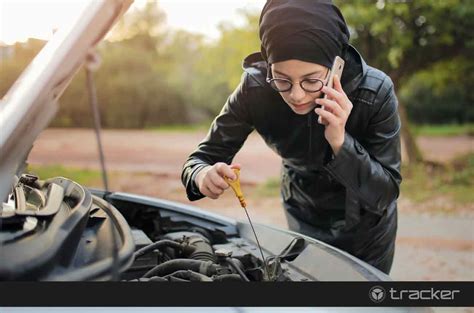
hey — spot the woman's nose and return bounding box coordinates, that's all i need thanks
[289,83,306,102]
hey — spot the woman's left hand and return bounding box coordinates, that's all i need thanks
[314,75,353,156]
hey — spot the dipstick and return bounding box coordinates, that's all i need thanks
[225,168,270,280]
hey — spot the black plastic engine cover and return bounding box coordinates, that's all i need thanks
[0,177,135,281]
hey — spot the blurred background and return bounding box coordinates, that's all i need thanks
[1,0,473,289]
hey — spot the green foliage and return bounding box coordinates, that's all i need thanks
[413,124,474,137]
[27,165,102,186]
[0,39,46,97]
[254,177,281,198]
[51,38,189,128]
[337,0,474,81]
[337,0,474,125]
[450,153,474,186]
[108,0,167,49]
[190,10,260,114]
[401,153,474,205]
[399,58,474,124]
[2,2,472,127]
[146,122,210,132]
[1,4,260,127]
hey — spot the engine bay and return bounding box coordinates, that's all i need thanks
[126,229,294,282]
[0,174,309,281]
[111,187,309,282]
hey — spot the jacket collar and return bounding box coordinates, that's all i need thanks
[340,44,367,96]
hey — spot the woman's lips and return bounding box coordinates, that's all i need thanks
[293,102,310,106]
[292,101,312,110]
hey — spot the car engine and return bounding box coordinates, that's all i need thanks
[0,174,308,282]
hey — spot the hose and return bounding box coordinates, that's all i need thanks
[225,257,250,282]
[148,276,168,282]
[212,274,243,282]
[164,270,213,282]
[127,277,167,282]
[167,276,189,282]
[133,239,192,259]
[142,259,219,278]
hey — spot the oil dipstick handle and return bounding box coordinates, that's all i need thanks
[224,168,246,208]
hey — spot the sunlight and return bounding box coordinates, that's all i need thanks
[0,0,91,44]
[0,0,266,45]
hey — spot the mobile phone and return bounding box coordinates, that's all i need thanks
[323,56,345,99]
[318,56,344,123]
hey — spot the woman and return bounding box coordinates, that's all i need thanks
[181,0,401,274]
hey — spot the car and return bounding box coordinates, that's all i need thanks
[0,0,392,283]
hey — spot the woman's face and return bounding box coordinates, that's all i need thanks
[271,59,328,115]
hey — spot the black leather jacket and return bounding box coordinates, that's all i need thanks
[182,45,401,235]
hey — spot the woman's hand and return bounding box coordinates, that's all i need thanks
[195,163,240,199]
[314,75,353,155]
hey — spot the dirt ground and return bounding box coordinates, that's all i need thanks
[28,128,474,283]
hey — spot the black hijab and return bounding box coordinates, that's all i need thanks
[259,0,350,68]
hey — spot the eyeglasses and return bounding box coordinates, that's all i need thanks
[266,67,329,93]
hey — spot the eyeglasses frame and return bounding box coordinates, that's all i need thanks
[266,64,330,93]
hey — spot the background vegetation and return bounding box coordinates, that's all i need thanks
[2,1,472,130]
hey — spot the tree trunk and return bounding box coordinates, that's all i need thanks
[391,72,423,165]
[398,101,423,164]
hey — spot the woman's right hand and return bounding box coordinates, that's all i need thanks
[195,162,241,199]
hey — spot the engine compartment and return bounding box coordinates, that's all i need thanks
[126,229,265,282]
[0,175,308,281]
[122,226,307,282]
[109,191,309,282]
[1,174,387,281]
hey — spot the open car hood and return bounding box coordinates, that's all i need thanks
[0,0,133,202]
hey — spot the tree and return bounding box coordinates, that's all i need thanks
[337,0,474,163]
[191,9,261,115]
[55,1,189,128]
[156,30,207,121]
[400,57,474,124]
[0,39,46,97]
[108,0,167,51]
